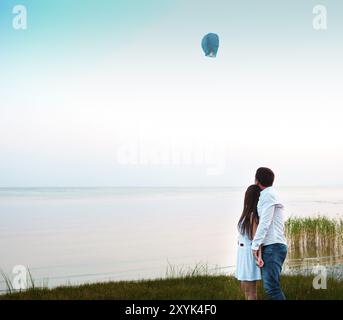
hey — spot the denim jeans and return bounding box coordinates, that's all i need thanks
[261,243,288,300]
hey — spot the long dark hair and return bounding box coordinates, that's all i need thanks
[237,185,261,240]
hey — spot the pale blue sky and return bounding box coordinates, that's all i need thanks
[1,1,343,187]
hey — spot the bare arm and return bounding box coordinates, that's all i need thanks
[252,218,258,239]
[252,218,262,262]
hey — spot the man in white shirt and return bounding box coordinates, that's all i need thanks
[251,167,288,300]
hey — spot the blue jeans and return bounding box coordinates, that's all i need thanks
[261,243,288,300]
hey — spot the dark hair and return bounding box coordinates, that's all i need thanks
[255,167,275,188]
[237,185,260,240]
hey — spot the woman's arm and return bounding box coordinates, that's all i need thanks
[252,217,258,238]
[252,217,264,267]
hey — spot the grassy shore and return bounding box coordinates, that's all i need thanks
[1,216,343,300]
[1,274,343,300]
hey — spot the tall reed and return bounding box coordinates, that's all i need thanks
[285,216,343,260]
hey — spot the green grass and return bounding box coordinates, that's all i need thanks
[1,274,342,300]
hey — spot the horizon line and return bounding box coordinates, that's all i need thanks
[0,185,342,189]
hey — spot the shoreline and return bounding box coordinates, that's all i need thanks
[1,274,342,300]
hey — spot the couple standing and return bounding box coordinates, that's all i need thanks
[235,167,288,300]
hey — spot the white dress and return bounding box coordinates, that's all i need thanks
[235,231,262,281]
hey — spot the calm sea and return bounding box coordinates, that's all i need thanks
[1,187,342,290]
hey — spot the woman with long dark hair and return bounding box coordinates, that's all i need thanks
[235,185,264,300]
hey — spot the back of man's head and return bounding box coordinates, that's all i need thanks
[255,167,275,188]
